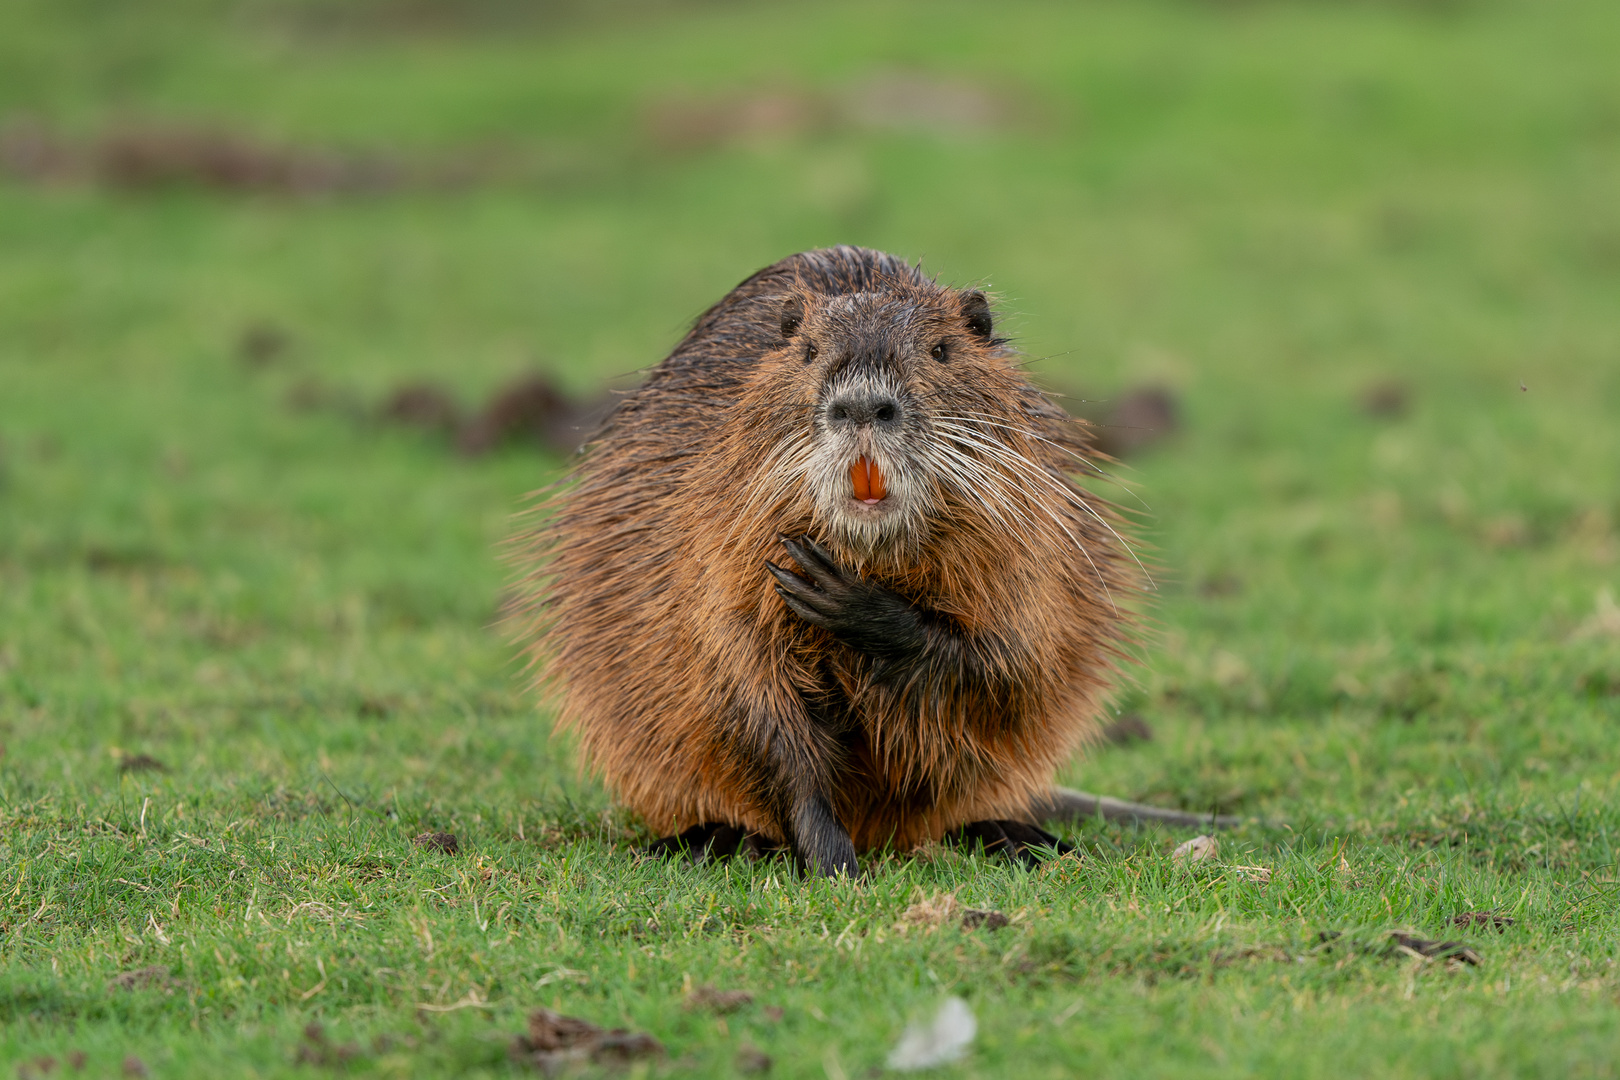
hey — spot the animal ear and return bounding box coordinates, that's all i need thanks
[960,290,993,340]
[780,296,804,338]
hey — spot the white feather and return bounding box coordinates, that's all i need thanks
[886,996,977,1071]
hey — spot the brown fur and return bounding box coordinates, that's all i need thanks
[514,246,1138,855]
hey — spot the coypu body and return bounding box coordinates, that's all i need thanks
[520,246,1141,875]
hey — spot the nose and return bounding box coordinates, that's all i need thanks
[827,390,903,430]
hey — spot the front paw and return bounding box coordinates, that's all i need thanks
[765,535,924,658]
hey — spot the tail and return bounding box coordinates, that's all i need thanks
[1031,786,1247,830]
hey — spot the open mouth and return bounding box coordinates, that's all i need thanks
[849,456,888,504]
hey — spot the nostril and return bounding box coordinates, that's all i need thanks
[827,392,902,428]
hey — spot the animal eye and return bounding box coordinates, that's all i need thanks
[804,342,819,363]
[930,342,947,362]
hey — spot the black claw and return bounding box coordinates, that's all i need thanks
[642,822,740,863]
[799,534,843,569]
[643,823,787,865]
[951,819,1009,855]
[775,587,832,627]
[998,820,1074,864]
[779,535,847,593]
[793,792,860,878]
[948,819,1074,868]
[766,561,827,609]
[768,534,925,660]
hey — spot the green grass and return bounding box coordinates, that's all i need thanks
[3,0,1619,1075]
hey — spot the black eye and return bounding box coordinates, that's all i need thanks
[804,342,819,363]
[930,342,947,362]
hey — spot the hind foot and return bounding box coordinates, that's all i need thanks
[949,820,1074,867]
[643,822,786,865]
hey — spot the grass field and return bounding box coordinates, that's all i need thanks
[3,0,1619,1075]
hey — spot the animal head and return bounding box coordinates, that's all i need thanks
[740,275,1052,559]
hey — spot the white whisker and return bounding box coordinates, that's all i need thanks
[934,419,1155,591]
[939,411,1153,514]
[929,424,1119,612]
[933,421,1151,605]
[920,442,1045,563]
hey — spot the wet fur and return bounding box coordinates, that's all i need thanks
[514,246,1138,873]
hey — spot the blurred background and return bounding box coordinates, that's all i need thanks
[1,0,1617,812]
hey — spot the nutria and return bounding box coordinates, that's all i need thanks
[516,246,1230,877]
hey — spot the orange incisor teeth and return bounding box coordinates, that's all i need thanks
[850,457,887,502]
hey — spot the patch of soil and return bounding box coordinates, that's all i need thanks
[1100,714,1154,746]
[960,908,1011,930]
[413,831,460,855]
[1390,932,1480,965]
[82,546,168,573]
[642,70,1023,153]
[1360,379,1410,418]
[843,69,1016,135]
[1452,911,1514,932]
[645,90,829,152]
[2,112,600,198]
[900,892,1011,932]
[355,694,402,720]
[901,891,962,929]
[1076,385,1181,458]
[380,382,462,434]
[107,966,175,993]
[348,856,396,881]
[508,1008,664,1073]
[16,1056,62,1080]
[684,985,753,1013]
[238,323,290,368]
[284,377,365,418]
[736,1043,772,1074]
[455,373,613,457]
[1579,671,1620,698]
[1197,573,1243,598]
[296,1022,361,1066]
[371,373,612,456]
[1,116,398,194]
